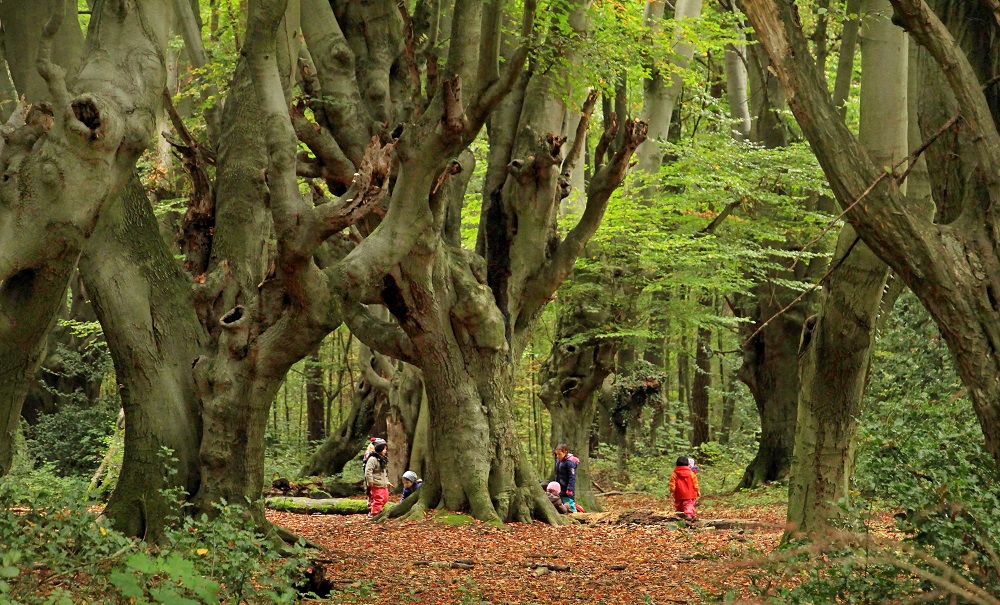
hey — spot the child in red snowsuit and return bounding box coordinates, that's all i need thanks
[669,456,700,520]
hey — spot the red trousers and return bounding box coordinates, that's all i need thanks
[675,498,697,519]
[369,486,389,515]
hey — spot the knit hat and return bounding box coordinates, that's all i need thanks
[373,438,386,447]
[402,471,418,482]
[546,481,561,494]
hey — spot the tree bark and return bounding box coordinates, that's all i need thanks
[0,0,173,477]
[306,350,325,442]
[786,0,908,535]
[538,293,618,511]
[0,0,82,103]
[690,326,711,447]
[20,271,102,424]
[79,174,205,540]
[739,0,1000,473]
[634,0,704,175]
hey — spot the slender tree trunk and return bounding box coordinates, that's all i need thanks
[690,326,712,447]
[724,24,752,139]
[634,0,704,175]
[645,337,666,452]
[306,350,325,442]
[300,373,380,477]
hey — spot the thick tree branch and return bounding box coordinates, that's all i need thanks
[737,0,938,277]
[290,103,356,191]
[343,302,417,366]
[299,0,375,165]
[36,0,71,122]
[476,0,504,92]
[301,137,394,253]
[245,0,320,288]
[360,345,393,394]
[517,119,648,328]
[468,0,537,127]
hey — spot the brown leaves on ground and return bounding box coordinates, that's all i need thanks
[267,494,785,604]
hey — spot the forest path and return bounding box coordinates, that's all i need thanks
[268,494,787,604]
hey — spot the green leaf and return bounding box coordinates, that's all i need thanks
[109,569,145,599]
[148,587,200,605]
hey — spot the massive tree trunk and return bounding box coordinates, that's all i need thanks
[787,0,909,534]
[368,0,645,523]
[79,175,205,539]
[736,275,812,488]
[733,23,837,488]
[738,0,1000,472]
[0,0,173,476]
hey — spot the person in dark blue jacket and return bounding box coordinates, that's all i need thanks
[400,470,422,503]
[553,443,578,511]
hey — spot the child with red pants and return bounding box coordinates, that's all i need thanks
[364,441,393,517]
[669,456,700,520]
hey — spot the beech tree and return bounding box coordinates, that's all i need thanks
[0,0,173,476]
[1,0,645,534]
[737,0,1000,484]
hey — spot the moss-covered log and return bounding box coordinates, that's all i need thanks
[265,497,388,515]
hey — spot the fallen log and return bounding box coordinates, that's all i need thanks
[265,496,392,515]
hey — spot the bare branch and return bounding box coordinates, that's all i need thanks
[303,137,395,251]
[517,119,648,329]
[561,89,599,176]
[36,0,71,121]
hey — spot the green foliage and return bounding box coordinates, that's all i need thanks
[856,290,1000,595]
[23,402,116,478]
[0,482,309,605]
[748,293,1000,603]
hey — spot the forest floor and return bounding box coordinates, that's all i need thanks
[268,491,802,605]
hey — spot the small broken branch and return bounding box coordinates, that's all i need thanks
[562,89,599,177]
[306,137,394,250]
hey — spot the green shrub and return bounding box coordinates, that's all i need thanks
[746,293,1000,604]
[0,480,310,605]
[24,402,116,477]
